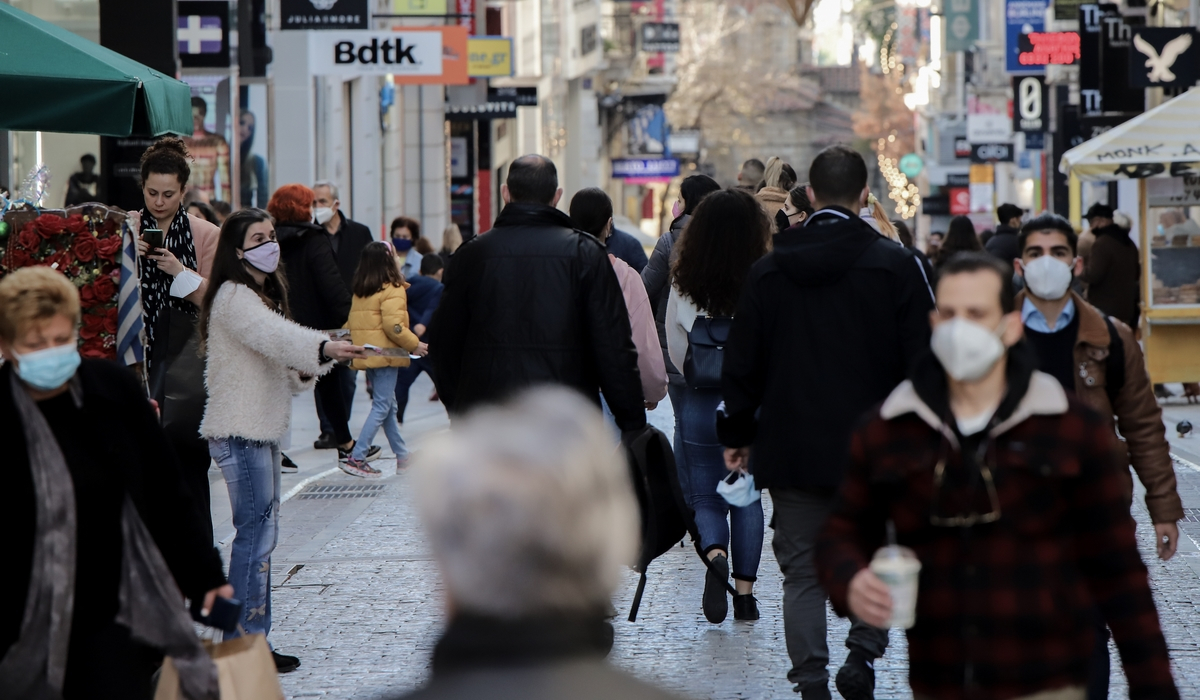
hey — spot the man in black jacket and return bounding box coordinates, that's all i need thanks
[717,145,935,700]
[984,202,1023,263]
[429,155,646,432]
[313,180,376,448]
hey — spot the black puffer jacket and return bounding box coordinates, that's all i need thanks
[641,215,688,383]
[985,223,1021,264]
[327,212,376,290]
[276,221,351,330]
[429,203,646,431]
[717,207,935,490]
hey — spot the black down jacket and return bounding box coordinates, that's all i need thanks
[428,203,647,431]
[276,221,352,331]
[716,207,935,490]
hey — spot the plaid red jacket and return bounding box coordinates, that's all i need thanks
[816,368,1178,700]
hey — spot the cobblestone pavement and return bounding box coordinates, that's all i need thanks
[206,380,1200,699]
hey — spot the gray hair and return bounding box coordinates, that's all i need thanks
[412,387,638,617]
[312,180,339,200]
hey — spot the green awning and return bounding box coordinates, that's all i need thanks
[0,3,192,137]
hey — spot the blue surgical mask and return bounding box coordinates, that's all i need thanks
[1158,224,1165,236]
[13,342,81,391]
[392,238,414,253]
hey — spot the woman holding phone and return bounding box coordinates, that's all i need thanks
[197,209,365,672]
[130,137,222,547]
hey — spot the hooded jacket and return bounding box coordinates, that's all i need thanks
[717,207,935,490]
[1081,224,1140,328]
[754,186,790,231]
[276,220,352,331]
[428,203,646,431]
[984,223,1021,264]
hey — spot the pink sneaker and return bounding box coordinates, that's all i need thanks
[339,457,381,479]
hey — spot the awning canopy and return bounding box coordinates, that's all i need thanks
[1059,88,1200,182]
[0,3,192,137]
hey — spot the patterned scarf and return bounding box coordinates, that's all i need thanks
[139,206,199,355]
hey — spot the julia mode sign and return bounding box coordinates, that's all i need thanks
[309,31,443,76]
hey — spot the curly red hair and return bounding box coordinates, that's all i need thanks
[267,184,315,224]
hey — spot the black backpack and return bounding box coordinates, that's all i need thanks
[683,316,733,390]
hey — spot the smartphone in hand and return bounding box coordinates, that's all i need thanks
[142,227,164,251]
[190,596,243,633]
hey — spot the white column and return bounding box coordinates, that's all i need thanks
[402,84,448,250]
[271,31,315,188]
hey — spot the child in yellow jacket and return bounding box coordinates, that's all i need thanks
[341,242,427,476]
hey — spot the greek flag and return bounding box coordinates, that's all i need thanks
[116,220,145,365]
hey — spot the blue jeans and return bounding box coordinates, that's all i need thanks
[676,384,764,582]
[354,367,408,460]
[209,437,280,639]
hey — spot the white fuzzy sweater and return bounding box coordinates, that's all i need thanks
[200,282,335,442]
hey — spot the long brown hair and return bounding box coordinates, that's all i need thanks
[353,241,405,298]
[671,188,771,317]
[197,209,289,350]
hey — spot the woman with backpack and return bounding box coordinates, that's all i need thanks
[665,188,771,624]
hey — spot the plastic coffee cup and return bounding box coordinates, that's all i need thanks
[869,545,921,629]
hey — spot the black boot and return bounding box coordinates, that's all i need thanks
[733,593,759,620]
[272,650,301,673]
[702,554,729,623]
[834,650,876,700]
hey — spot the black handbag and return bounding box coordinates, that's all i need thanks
[682,316,733,390]
[148,308,208,450]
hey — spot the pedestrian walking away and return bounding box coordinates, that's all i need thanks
[666,187,771,624]
[718,145,935,699]
[0,267,232,700]
[1012,213,1183,699]
[344,241,428,476]
[569,186,668,414]
[395,254,444,424]
[131,136,221,548]
[816,252,1179,700]
[984,203,1023,263]
[394,388,686,700]
[754,156,797,231]
[932,215,982,271]
[428,154,646,434]
[197,209,366,673]
[1080,203,1141,329]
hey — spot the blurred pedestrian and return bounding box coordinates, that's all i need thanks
[933,215,981,270]
[925,230,944,258]
[816,252,1179,700]
[1014,213,1182,698]
[187,200,220,226]
[1081,203,1140,328]
[267,185,366,463]
[390,216,425,280]
[0,267,233,700]
[210,200,231,223]
[64,153,98,206]
[198,209,365,672]
[643,174,721,472]
[131,136,221,545]
[239,109,269,208]
[570,187,667,410]
[396,388,684,700]
[719,145,934,700]
[395,255,444,423]
[343,242,429,477]
[439,224,463,267]
[755,157,798,230]
[985,203,1023,263]
[429,155,646,434]
[606,226,650,273]
[859,193,898,240]
[737,158,765,191]
[779,184,814,232]
[667,188,770,623]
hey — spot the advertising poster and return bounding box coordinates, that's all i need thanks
[1006,0,1047,73]
[945,0,979,52]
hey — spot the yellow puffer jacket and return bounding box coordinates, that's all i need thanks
[344,283,421,370]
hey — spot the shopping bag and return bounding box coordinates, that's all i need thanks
[155,633,284,700]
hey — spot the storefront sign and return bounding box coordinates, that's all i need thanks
[1128,28,1199,89]
[945,0,979,52]
[967,113,1012,143]
[178,2,229,68]
[668,130,702,154]
[1017,31,1080,66]
[1006,0,1047,73]
[467,37,514,77]
[949,187,971,215]
[446,101,516,120]
[922,193,950,216]
[392,0,449,15]
[1099,7,1144,114]
[899,153,924,177]
[612,158,680,180]
[581,24,599,56]
[970,143,1015,163]
[1055,0,1082,20]
[1013,76,1046,133]
[282,0,368,30]
[308,28,469,84]
[954,138,973,158]
[1079,4,1102,105]
[641,23,681,53]
[488,86,537,106]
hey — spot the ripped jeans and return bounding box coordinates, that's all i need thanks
[209,437,281,640]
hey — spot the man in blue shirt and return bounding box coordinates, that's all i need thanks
[395,254,444,423]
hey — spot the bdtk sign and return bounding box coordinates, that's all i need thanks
[309,31,443,75]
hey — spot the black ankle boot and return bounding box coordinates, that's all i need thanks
[702,554,729,623]
[834,650,876,700]
[732,593,759,620]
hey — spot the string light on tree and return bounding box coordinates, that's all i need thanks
[877,152,921,219]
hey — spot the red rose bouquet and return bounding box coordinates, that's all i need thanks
[1,206,127,360]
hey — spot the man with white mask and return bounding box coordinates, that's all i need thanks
[815,251,1178,700]
[1012,213,1181,700]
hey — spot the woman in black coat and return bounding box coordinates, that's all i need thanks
[266,184,356,453]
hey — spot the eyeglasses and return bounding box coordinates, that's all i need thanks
[929,451,1002,527]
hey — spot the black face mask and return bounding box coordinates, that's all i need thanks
[775,208,792,232]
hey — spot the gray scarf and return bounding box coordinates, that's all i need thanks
[0,372,219,700]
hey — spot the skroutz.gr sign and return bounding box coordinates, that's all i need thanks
[308,28,469,84]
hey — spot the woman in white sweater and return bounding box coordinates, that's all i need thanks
[665,188,771,625]
[197,209,364,672]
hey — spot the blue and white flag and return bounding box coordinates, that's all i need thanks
[116,220,145,366]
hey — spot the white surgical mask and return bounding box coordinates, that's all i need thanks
[931,318,1007,383]
[314,206,335,225]
[716,470,761,508]
[1022,255,1073,301]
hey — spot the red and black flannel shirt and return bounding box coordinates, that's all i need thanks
[815,375,1178,700]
